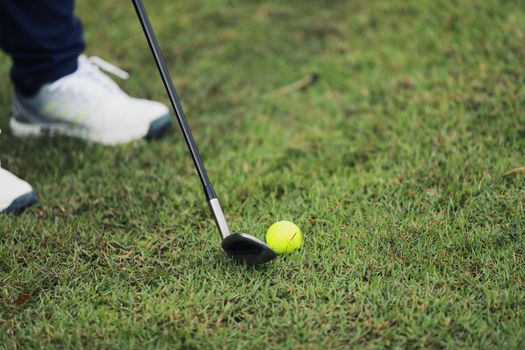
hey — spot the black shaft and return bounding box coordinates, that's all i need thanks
[132,0,216,200]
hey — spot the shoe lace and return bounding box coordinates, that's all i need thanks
[48,55,130,96]
[88,56,130,80]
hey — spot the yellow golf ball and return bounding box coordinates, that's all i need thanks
[265,221,302,254]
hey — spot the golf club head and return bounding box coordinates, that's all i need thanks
[222,232,277,265]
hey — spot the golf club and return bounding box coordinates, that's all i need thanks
[132,0,276,265]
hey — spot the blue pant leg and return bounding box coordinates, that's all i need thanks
[0,0,85,96]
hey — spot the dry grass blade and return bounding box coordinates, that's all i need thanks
[503,165,525,176]
[263,73,319,99]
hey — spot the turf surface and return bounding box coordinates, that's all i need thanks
[1,0,525,348]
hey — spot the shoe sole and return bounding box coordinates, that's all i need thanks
[2,191,38,214]
[10,114,172,145]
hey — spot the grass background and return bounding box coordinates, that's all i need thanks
[1,0,525,348]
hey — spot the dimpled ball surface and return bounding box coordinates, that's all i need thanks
[265,221,302,254]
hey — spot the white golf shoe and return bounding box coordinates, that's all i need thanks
[10,55,172,145]
[0,167,38,214]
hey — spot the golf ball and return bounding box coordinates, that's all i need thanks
[265,221,302,254]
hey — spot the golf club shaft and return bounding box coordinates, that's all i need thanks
[132,0,215,200]
[133,0,231,239]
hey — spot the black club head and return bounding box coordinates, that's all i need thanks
[222,232,276,265]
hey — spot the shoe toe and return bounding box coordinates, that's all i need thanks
[145,113,172,140]
[2,191,38,214]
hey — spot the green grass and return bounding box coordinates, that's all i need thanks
[1,0,525,348]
